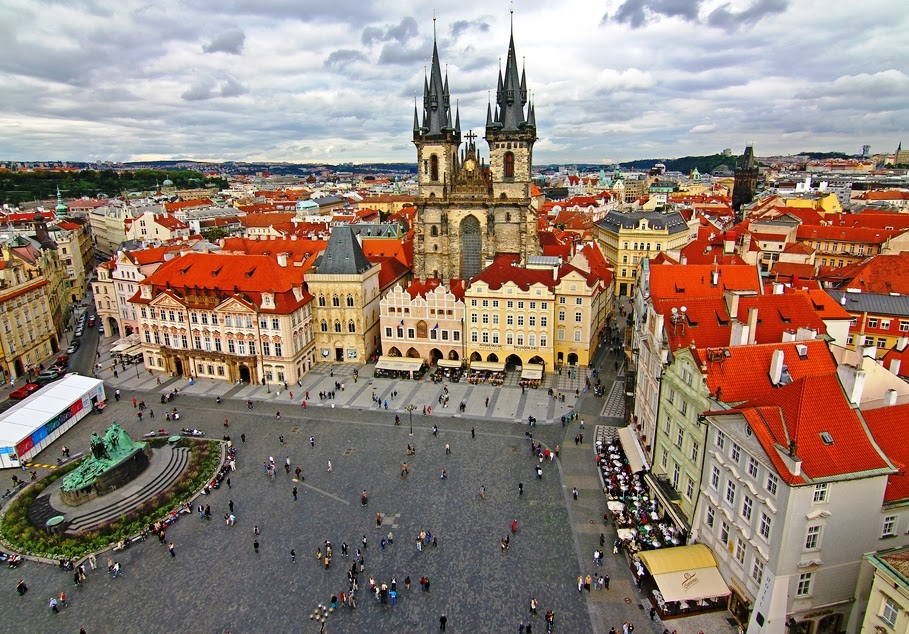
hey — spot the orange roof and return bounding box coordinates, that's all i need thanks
[864,404,909,503]
[823,254,909,294]
[796,224,902,244]
[163,198,212,212]
[406,278,466,301]
[648,264,761,299]
[692,339,837,404]
[239,213,297,228]
[729,375,892,483]
[882,345,909,380]
[135,252,311,313]
[470,255,558,290]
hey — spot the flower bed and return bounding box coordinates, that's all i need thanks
[0,439,221,561]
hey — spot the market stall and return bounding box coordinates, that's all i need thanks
[374,356,425,380]
[467,361,506,385]
[433,359,464,383]
[638,545,730,619]
[519,363,545,388]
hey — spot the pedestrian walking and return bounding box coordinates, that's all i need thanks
[229,500,234,513]
[440,613,448,631]
[49,597,59,613]
[254,540,259,553]
[241,433,246,443]
[276,411,281,420]
[310,436,315,448]
[168,542,176,557]
[226,477,231,489]
[471,427,475,438]
[519,482,523,496]
[89,554,97,571]
[292,486,298,501]
[445,443,451,454]
[291,549,296,563]
[327,460,333,472]
[572,487,578,500]
[605,574,610,590]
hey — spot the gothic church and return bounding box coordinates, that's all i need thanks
[412,19,541,283]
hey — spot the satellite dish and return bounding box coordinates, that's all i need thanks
[681,306,688,313]
[671,307,678,315]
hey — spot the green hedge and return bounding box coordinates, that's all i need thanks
[0,440,221,561]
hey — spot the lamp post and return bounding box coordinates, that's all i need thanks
[405,403,417,436]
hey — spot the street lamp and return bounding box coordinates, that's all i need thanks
[405,403,417,436]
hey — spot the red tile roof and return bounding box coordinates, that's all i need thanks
[692,339,837,404]
[822,254,909,294]
[729,374,892,483]
[863,404,909,503]
[796,224,902,244]
[470,255,558,291]
[406,278,466,301]
[648,264,761,299]
[163,198,212,212]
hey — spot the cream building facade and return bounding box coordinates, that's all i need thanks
[380,281,466,363]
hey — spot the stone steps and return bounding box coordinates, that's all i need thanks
[64,446,191,533]
[28,493,57,528]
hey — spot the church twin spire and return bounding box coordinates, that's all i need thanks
[489,24,535,133]
[414,19,460,141]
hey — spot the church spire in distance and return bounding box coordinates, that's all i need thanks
[492,7,532,132]
[419,15,456,139]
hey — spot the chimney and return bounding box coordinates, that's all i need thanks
[770,349,785,385]
[837,363,866,406]
[782,329,797,342]
[795,327,816,341]
[711,269,719,286]
[898,336,909,352]
[773,282,784,295]
[795,343,808,359]
[725,290,740,319]
[680,254,687,265]
[730,321,748,347]
[723,234,735,254]
[277,252,288,267]
[889,358,902,377]
[884,389,898,407]
[747,307,758,345]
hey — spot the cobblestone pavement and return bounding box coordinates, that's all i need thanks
[2,297,736,634]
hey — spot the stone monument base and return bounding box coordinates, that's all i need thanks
[60,445,152,506]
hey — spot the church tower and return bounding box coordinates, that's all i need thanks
[485,17,537,201]
[732,143,758,220]
[412,16,540,284]
[413,20,461,200]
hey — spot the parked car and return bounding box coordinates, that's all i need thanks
[87,316,96,327]
[36,369,63,384]
[66,342,80,354]
[56,354,69,367]
[75,329,84,337]
[9,383,41,399]
[98,326,104,334]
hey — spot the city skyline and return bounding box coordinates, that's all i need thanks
[1,0,906,165]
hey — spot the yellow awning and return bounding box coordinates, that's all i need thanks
[618,426,650,473]
[520,364,544,380]
[639,545,730,603]
[437,359,463,369]
[469,361,505,372]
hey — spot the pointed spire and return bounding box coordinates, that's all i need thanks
[486,93,494,127]
[421,17,455,137]
[413,98,420,133]
[454,102,461,134]
[527,101,536,129]
[493,12,528,131]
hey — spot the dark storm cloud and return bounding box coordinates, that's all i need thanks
[706,0,789,30]
[324,49,370,69]
[611,0,703,29]
[450,19,491,38]
[362,17,419,47]
[203,29,246,54]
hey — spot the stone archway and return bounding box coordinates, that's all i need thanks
[406,347,420,358]
[239,364,251,383]
[448,350,460,360]
[430,349,443,365]
[567,353,579,365]
[486,353,499,363]
[387,347,402,357]
[470,352,482,362]
[529,356,545,365]
[505,354,522,369]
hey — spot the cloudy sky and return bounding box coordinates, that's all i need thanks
[1,0,907,165]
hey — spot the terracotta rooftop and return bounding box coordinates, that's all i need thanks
[648,264,762,299]
[863,404,909,503]
[729,374,892,484]
[469,255,558,291]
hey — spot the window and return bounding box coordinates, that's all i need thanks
[679,401,688,416]
[881,319,891,330]
[575,311,582,323]
[690,442,699,463]
[676,429,684,448]
[710,466,720,490]
[734,538,746,566]
[558,310,565,322]
[540,316,547,327]
[272,318,280,330]
[900,320,909,332]
[882,596,901,627]
[660,451,668,469]
[430,154,439,181]
[385,327,392,338]
[731,443,741,463]
[805,525,820,550]
[346,295,355,307]
[504,152,515,178]
[262,342,271,356]
[685,476,694,500]
[348,320,356,333]
[672,463,680,488]
[868,318,879,328]
[766,473,779,496]
[706,505,715,528]
[741,496,753,521]
[813,483,829,504]
[883,515,897,537]
[796,572,812,597]
[759,513,772,540]
[517,315,524,326]
[716,430,726,450]
[668,389,675,404]
[574,330,582,342]
[751,558,765,585]
[748,457,759,479]
[720,521,730,545]
[725,480,736,505]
